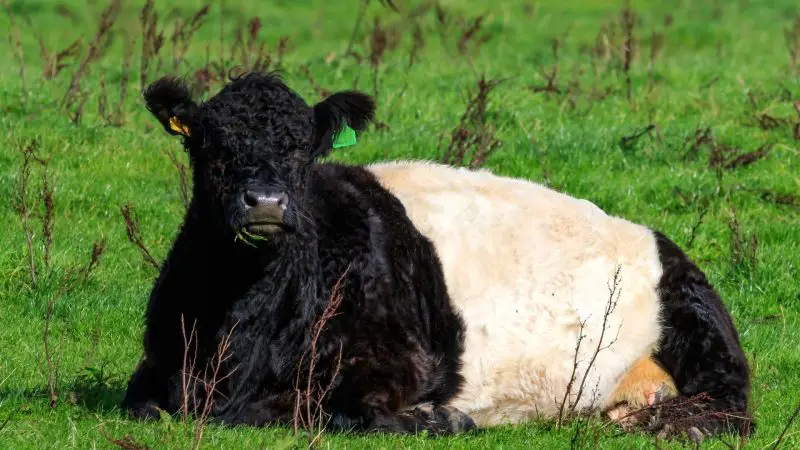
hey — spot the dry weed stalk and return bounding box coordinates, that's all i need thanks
[441,75,505,169]
[83,240,107,282]
[457,13,494,56]
[120,203,160,270]
[621,2,636,104]
[103,432,152,450]
[0,406,18,433]
[180,315,239,450]
[708,141,773,172]
[3,1,28,99]
[682,127,713,161]
[14,141,41,288]
[647,28,665,92]
[556,266,622,428]
[299,65,332,99]
[42,272,73,409]
[41,167,55,269]
[140,0,165,91]
[160,147,191,210]
[722,144,773,170]
[685,199,711,250]
[62,0,121,117]
[368,16,388,99]
[171,4,211,71]
[771,401,800,450]
[619,124,655,151]
[727,202,758,272]
[293,267,349,448]
[345,0,371,59]
[37,36,82,80]
[785,16,800,71]
[407,21,425,69]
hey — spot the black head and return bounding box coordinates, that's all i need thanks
[144,72,375,241]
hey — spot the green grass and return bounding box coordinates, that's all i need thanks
[1,0,799,448]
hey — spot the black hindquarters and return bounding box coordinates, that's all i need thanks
[652,231,754,437]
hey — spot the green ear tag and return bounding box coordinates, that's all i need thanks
[332,124,357,149]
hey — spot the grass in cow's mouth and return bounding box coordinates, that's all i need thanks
[235,228,268,247]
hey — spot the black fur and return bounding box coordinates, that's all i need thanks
[652,231,754,437]
[122,72,471,435]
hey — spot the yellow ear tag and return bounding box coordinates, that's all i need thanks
[169,116,191,137]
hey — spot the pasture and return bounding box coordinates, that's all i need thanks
[1,0,799,448]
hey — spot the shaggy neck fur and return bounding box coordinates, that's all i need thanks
[184,184,335,421]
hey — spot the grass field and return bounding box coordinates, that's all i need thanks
[1,0,799,448]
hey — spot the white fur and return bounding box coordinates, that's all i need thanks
[366,160,664,427]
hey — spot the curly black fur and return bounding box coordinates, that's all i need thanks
[652,231,754,437]
[122,72,471,435]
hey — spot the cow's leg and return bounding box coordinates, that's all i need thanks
[329,403,476,436]
[605,354,678,429]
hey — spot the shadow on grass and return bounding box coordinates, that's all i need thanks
[0,380,127,417]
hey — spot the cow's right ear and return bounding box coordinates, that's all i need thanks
[143,76,199,138]
[310,90,376,159]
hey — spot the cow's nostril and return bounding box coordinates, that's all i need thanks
[276,192,289,209]
[243,190,261,208]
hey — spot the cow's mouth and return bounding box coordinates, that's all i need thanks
[241,221,287,236]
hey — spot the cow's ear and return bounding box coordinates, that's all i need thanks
[310,90,376,159]
[144,76,199,138]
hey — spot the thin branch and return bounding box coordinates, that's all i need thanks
[771,401,800,450]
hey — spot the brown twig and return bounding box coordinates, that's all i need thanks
[120,203,160,270]
[184,317,239,450]
[345,0,370,59]
[180,315,199,430]
[42,270,79,409]
[569,266,622,414]
[140,0,165,92]
[621,2,636,104]
[531,66,562,96]
[160,148,191,210]
[113,34,134,127]
[14,141,40,288]
[785,16,800,71]
[293,266,349,448]
[771,400,800,450]
[723,143,773,170]
[457,13,491,56]
[102,431,152,450]
[441,75,506,169]
[557,318,587,429]
[83,240,107,282]
[686,200,710,250]
[171,5,211,71]
[38,35,82,80]
[557,267,622,428]
[63,0,121,112]
[3,2,27,99]
[682,127,713,161]
[0,404,20,433]
[727,201,759,272]
[619,124,655,150]
[299,65,332,99]
[41,167,55,270]
[793,101,800,141]
[408,22,424,69]
[647,28,664,92]
[368,16,388,99]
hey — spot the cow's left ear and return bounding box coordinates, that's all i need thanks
[144,76,199,139]
[310,90,376,159]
